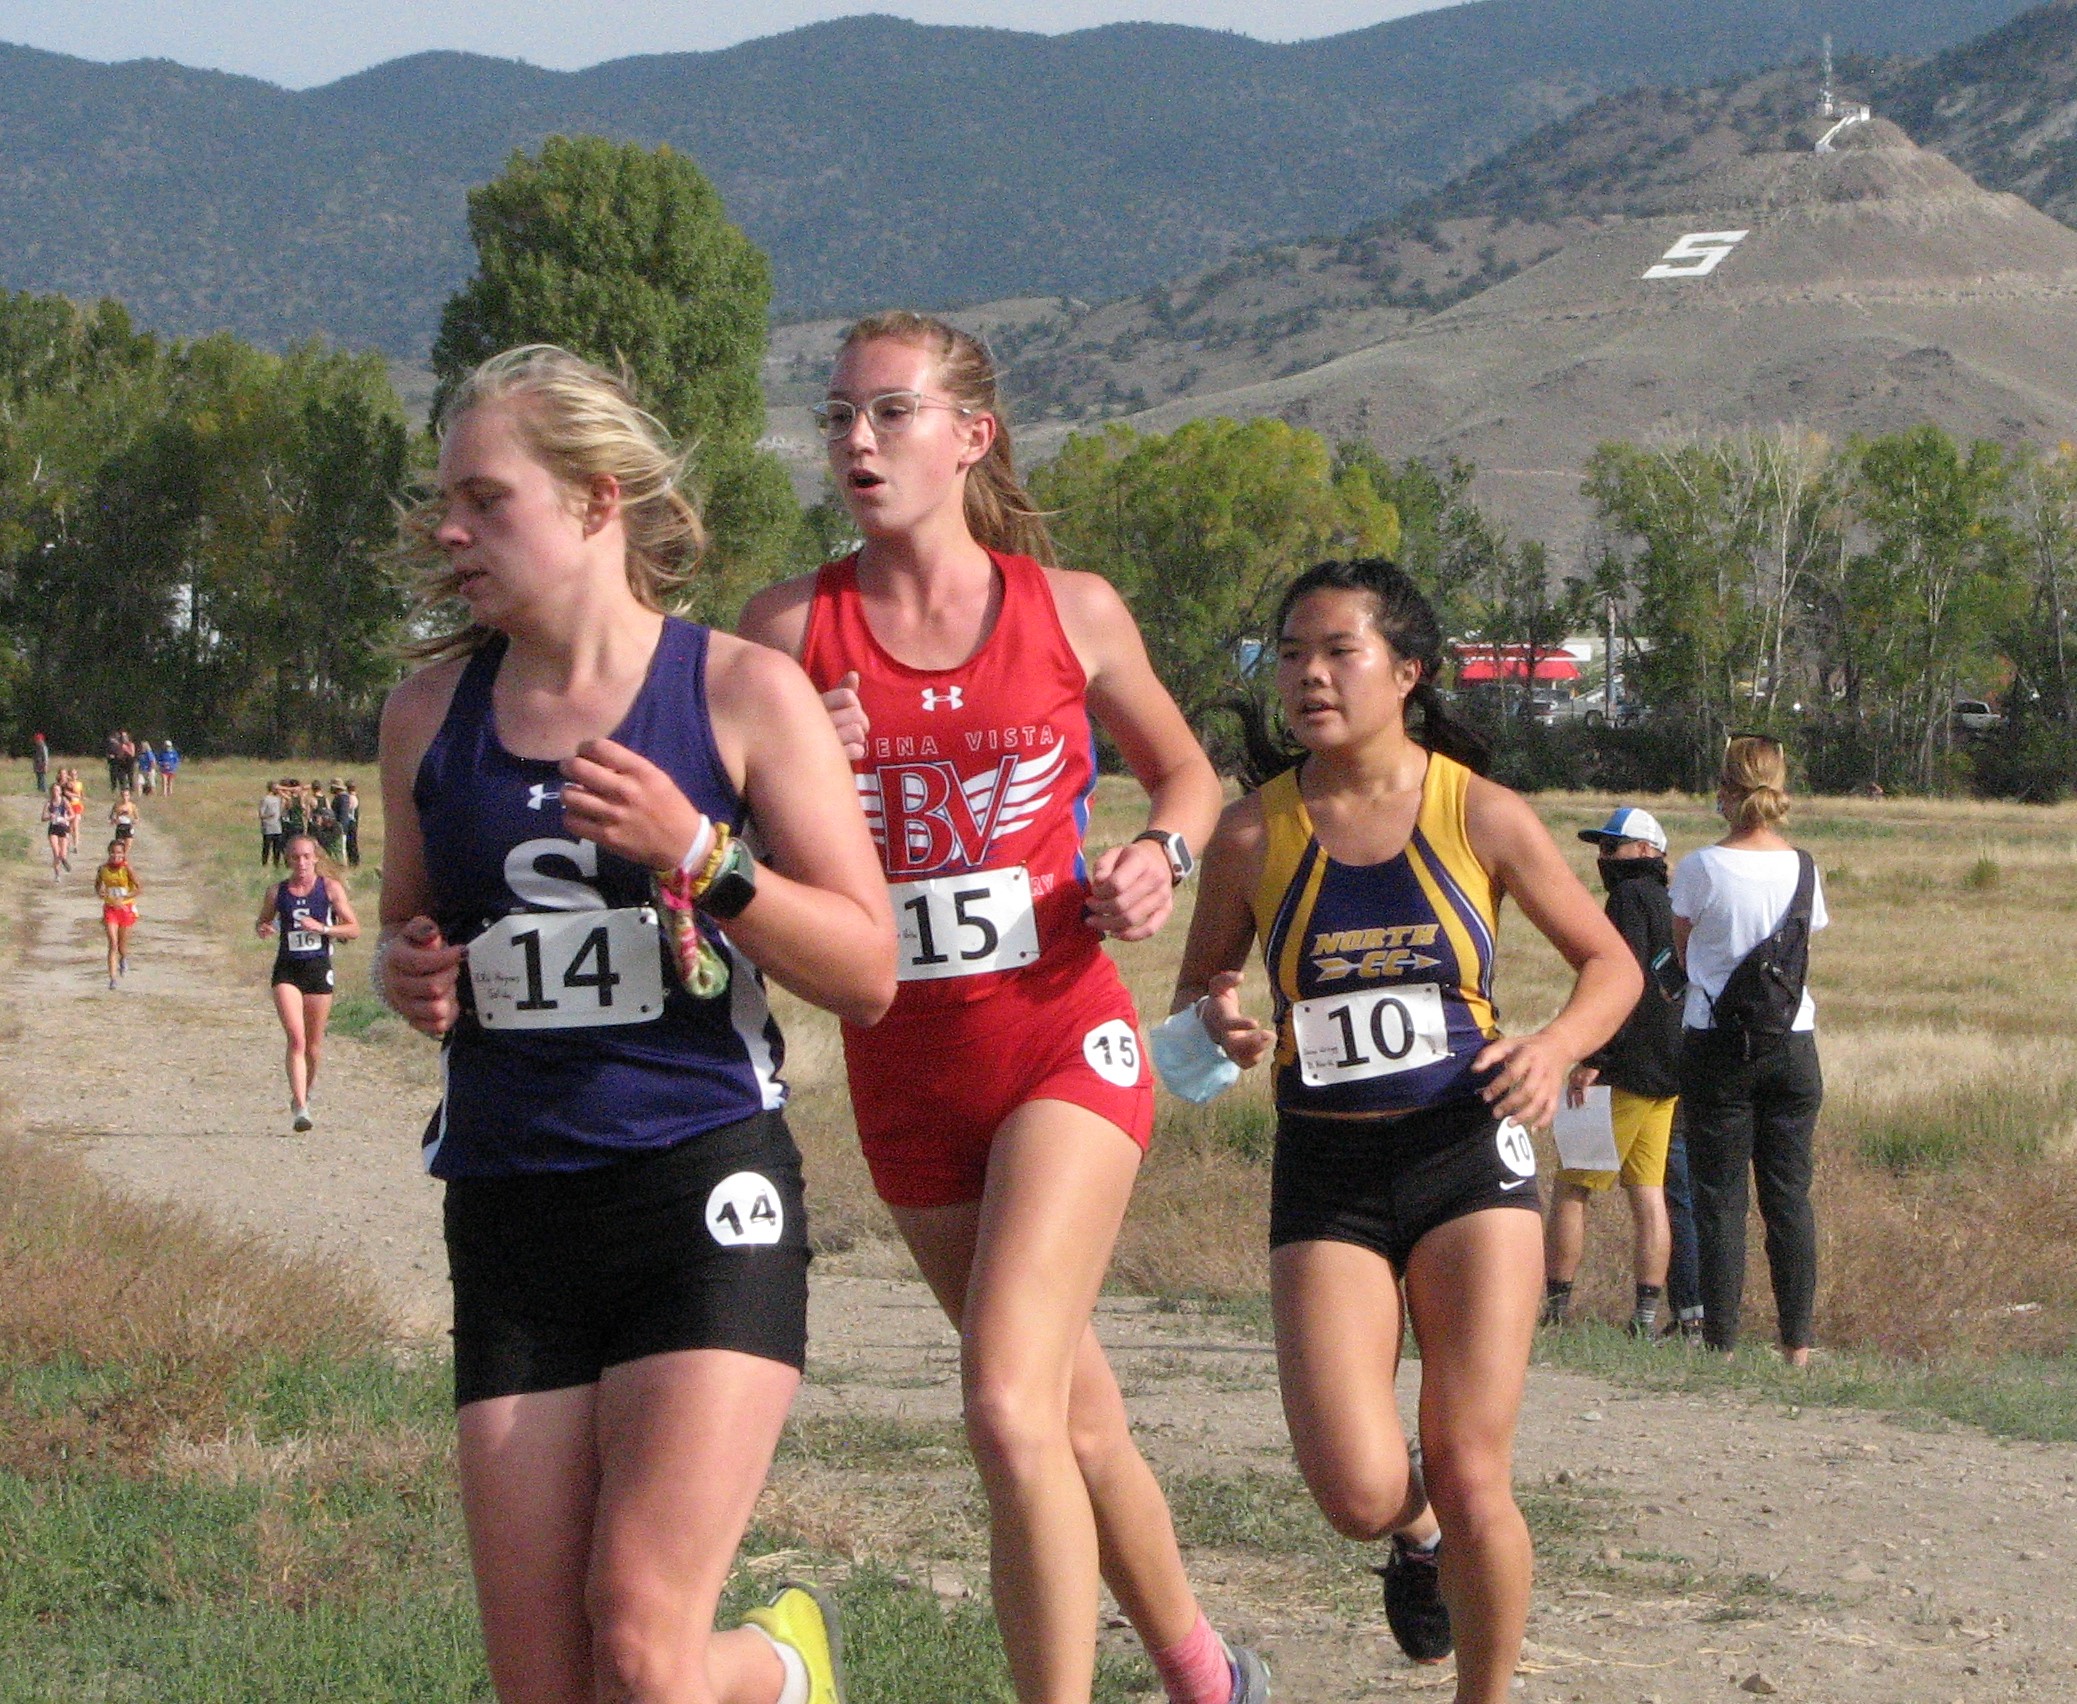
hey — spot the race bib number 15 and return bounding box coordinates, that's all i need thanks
[890,866,1042,982]
[1291,982,1451,1087]
[469,908,666,1030]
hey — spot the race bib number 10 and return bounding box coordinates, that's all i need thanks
[469,908,666,1030]
[890,866,1042,982]
[1291,982,1451,1087]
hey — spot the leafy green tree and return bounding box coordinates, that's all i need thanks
[431,135,801,618]
[1033,416,1399,749]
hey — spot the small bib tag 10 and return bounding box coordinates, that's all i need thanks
[469,907,666,1030]
[1292,982,1451,1087]
[889,865,1041,982]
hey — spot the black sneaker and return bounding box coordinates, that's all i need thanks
[1376,1534,1452,1664]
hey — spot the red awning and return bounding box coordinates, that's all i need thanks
[1456,656,1581,684]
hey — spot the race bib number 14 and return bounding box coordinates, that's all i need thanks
[1291,982,1451,1087]
[890,866,1042,982]
[469,907,666,1030]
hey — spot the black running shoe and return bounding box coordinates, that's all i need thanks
[1376,1534,1452,1664]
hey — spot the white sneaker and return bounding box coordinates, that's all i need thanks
[291,1107,314,1134]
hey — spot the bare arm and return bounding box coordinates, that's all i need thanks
[561,633,895,1027]
[739,571,873,760]
[1051,568,1224,941]
[1169,792,1278,1069]
[1671,915,1693,968]
[323,877,362,943]
[1464,778,1643,1127]
[374,661,470,1036]
[254,884,276,937]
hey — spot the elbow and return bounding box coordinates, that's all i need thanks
[836,943,898,1028]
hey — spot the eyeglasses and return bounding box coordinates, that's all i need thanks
[810,391,973,440]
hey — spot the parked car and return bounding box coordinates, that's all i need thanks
[1952,699,2004,735]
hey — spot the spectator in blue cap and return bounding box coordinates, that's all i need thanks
[1543,806,1697,1337]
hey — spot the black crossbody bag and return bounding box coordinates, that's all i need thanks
[1701,851,1815,1061]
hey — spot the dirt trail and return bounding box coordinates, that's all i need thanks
[6,798,2072,1702]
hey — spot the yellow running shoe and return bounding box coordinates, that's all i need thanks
[743,1581,845,1704]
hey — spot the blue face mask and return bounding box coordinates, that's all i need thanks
[1150,1007,1242,1104]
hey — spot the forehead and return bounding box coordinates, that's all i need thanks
[830,336,939,395]
[437,399,541,484]
[1281,587,1382,640]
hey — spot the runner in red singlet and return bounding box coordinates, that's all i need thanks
[741,312,1263,1704]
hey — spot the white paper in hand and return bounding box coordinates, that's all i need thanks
[1552,1085,1620,1172]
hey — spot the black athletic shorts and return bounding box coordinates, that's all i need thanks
[443,1109,810,1408]
[271,956,335,996]
[1270,1095,1542,1272]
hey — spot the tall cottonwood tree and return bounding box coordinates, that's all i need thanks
[432,136,802,619]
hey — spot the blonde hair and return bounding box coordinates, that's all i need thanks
[281,833,349,891]
[837,311,1055,565]
[401,346,708,661]
[1721,735,1791,831]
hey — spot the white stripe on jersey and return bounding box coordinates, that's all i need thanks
[722,937,788,1111]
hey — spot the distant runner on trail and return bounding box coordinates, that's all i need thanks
[42,785,71,879]
[156,740,180,795]
[376,346,892,1704]
[255,833,359,1135]
[1172,558,1639,1704]
[94,838,141,991]
[741,310,1268,1704]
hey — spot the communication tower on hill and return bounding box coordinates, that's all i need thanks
[1815,35,1871,153]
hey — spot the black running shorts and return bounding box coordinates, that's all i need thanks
[443,1110,810,1408]
[271,956,335,996]
[1270,1095,1541,1273]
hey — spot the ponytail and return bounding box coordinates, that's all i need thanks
[1721,735,1791,830]
[837,311,1055,564]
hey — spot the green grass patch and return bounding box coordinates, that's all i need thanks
[324,994,393,1042]
[1538,1320,2077,1442]
[1156,1091,1275,1165]
[1964,855,2001,891]
[1843,1074,2075,1172]
[1163,1468,1338,1555]
[779,1412,965,1470]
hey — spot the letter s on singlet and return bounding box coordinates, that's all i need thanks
[504,837,607,910]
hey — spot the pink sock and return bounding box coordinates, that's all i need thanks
[1150,1611,1232,1704]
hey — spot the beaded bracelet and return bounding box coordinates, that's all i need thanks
[652,824,733,997]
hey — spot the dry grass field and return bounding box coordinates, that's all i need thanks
[67,758,2077,1365]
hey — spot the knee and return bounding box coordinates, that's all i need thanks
[1419,1439,1518,1536]
[963,1376,1066,1483]
[585,1575,680,1700]
[1311,1470,1418,1543]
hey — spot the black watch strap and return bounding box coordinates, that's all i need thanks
[696,836,758,919]
[1133,828,1195,886]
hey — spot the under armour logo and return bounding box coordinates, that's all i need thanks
[526,784,561,811]
[920,686,964,711]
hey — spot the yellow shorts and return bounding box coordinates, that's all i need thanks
[1558,1088,1675,1191]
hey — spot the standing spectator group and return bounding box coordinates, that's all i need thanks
[259,777,359,867]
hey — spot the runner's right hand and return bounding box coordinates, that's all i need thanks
[383,915,465,1037]
[822,670,869,762]
[1200,970,1276,1069]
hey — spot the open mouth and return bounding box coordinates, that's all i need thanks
[847,470,886,492]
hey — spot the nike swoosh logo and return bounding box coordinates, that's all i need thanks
[1500,1178,1534,1191]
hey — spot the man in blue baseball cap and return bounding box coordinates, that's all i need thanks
[1542,806,1700,1338]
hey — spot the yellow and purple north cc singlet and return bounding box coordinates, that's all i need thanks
[1249,753,1501,1117]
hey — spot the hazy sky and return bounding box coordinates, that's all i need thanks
[0,1,1459,89]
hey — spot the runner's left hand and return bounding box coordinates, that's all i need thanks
[559,738,705,872]
[1084,839,1173,941]
[1473,1029,1573,1129]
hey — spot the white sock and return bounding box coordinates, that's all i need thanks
[749,1624,810,1704]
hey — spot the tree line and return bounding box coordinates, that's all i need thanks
[1,134,2071,800]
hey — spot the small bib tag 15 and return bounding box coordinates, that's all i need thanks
[469,908,666,1030]
[1291,982,1451,1087]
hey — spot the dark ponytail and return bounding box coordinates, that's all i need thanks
[1231,558,1492,788]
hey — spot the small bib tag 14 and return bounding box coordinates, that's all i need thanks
[468,907,666,1030]
[889,865,1041,983]
[1291,982,1451,1088]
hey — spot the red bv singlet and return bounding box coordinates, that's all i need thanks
[800,550,1103,1017]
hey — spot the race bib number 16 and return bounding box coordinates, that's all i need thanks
[890,866,1042,982]
[469,907,666,1030]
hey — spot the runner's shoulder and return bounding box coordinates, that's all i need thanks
[737,571,820,657]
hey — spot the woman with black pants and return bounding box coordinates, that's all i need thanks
[1669,736,1827,1363]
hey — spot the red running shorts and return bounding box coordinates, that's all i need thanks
[845,957,1154,1210]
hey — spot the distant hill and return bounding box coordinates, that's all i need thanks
[1048,123,2077,561]
[0,0,2041,355]
[761,59,1883,436]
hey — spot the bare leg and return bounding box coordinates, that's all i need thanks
[1403,1210,1543,1704]
[103,918,122,982]
[300,992,333,1098]
[272,983,310,1109]
[1541,1181,1591,1285]
[1623,1183,1670,1290]
[890,1100,1179,1704]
